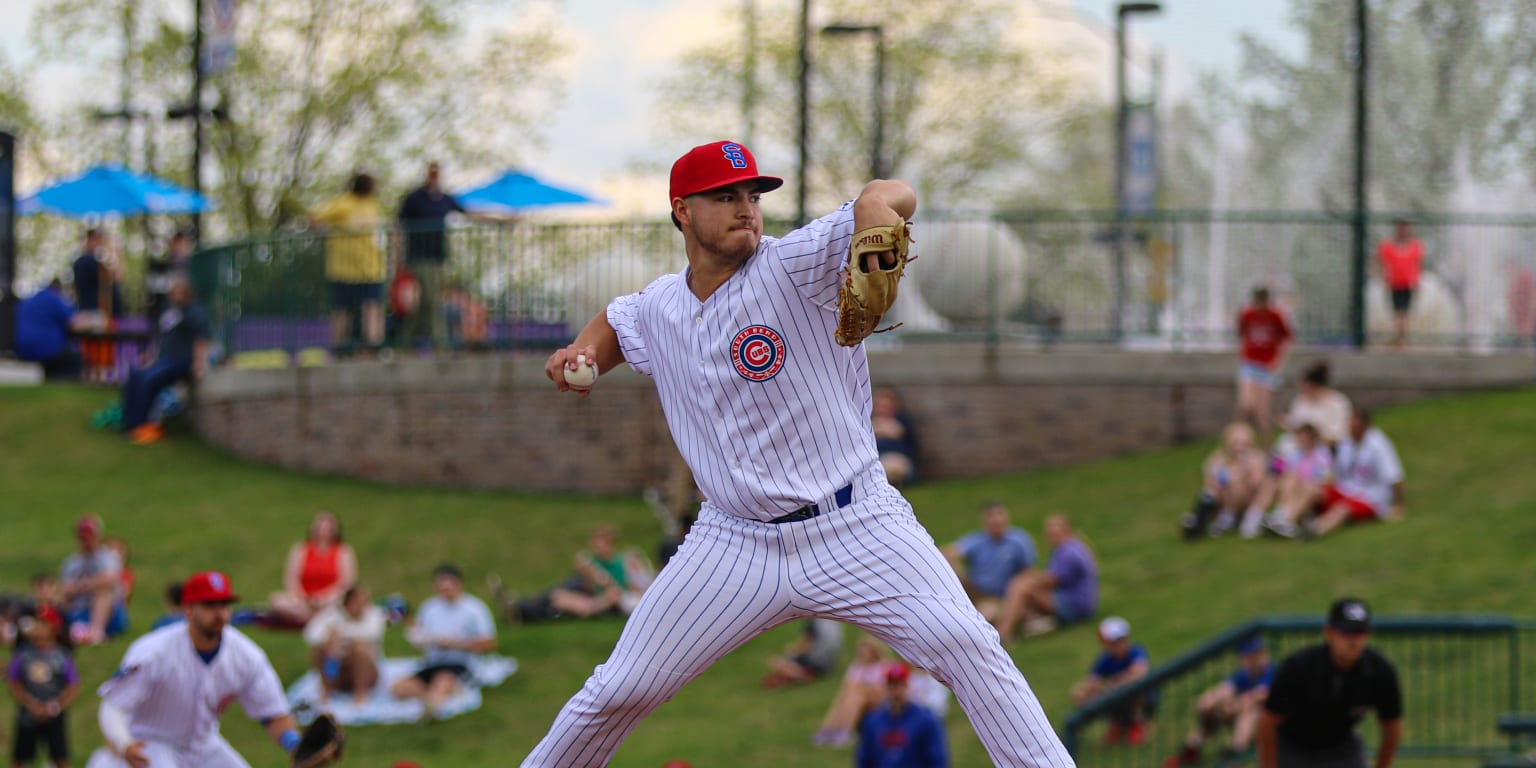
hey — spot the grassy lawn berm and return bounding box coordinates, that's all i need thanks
[1,385,1532,767]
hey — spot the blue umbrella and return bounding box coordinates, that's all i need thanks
[18,163,214,218]
[455,169,602,215]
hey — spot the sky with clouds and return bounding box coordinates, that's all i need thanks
[1,0,1299,215]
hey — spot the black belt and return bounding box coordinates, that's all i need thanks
[768,483,854,524]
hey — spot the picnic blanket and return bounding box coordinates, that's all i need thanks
[286,655,517,726]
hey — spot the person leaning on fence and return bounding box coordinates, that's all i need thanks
[1258,598,1402,768]
[397,161,467,351]
[1377,219,1423,349]
[311,171,386,356]
[1164,635,1274,767]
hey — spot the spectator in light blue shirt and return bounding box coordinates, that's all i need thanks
[942,502,1037,628]
[390,563,496,718]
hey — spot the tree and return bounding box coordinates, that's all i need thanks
[655,0,1090,214]
[1234,0,1536,212]
[29,0,571,235]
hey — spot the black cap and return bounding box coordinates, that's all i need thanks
[1328,597,1371,633]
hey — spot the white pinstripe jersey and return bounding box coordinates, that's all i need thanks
[97,623,288,753]
[608,201,877,521]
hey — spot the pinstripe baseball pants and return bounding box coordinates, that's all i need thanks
[522,467,1076,767]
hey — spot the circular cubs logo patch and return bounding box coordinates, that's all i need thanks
[731,325,786,381]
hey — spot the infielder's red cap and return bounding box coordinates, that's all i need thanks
[182,571,240,605]
[669,140,784,202]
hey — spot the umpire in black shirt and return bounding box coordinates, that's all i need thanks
[1259,597,1402,768]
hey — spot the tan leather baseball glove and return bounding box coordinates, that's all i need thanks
[835,219,914,346]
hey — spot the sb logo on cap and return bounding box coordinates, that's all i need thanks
[721,143,748,169]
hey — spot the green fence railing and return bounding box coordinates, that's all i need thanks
[1061,614,1536,767]
[188,211,1536,362]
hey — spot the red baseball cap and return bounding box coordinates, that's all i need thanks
[669,140,784,202]
[885,663,911,684]
[182,571,240,605]
[75,515,102,537]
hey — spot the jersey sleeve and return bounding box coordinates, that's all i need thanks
[468,598,497,641]
[238,643,291,722]
[1374,656,1404,720]
[1263,655,1301,717]
[608,276,672,378]
[97,639,160,712]
[1377,434,1405,486]
[774,201,858,307]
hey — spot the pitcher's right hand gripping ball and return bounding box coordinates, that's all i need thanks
[835,218,914,346]
[563,353,599,390]
[292,713,344,768]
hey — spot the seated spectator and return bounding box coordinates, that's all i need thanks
[1277,360,1352,448]
[1183,422,1271,538]
[1164,635,1274,767]
[102,536,136,605]
[391,564,496,719]
[942,501,1037,626]
[443,281,489,351]
[150,582,186,630]
[59,516,127,645]
[543,525,654,620]
[1071,616,1154,746]
[996,514,1099,642]
[762,618,844,689]
[1256,423,1332,538]
[813,636,891,748]
[304,584,386,705]
[871,387,919,486]
[15,279,87,381]
[119,278,210,444]
[269,511,358,625]
[1270,408,1404,539]
[855,663,949,768]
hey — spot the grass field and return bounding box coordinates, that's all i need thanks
[2,384,1534,767]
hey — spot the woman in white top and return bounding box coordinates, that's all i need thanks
[1280,361,1352,447]
[303,585,386,705]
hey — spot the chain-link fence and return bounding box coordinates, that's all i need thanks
[188,212,1536,362]
[1062,615,1536,767]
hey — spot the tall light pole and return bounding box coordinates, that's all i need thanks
[821,23,885,179]
[1349,0,1369,349]
[1111,1,1161,340]
[795,0,810,225]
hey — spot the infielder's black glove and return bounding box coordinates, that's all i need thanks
[292,713,344,768]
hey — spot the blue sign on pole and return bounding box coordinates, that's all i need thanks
[1120,102,1158,216]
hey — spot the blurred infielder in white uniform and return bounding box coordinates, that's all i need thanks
[87,571,303,768]
[526,140,1075,767]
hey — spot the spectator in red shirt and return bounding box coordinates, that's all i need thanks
[1236,286,1293,445]
[1377,219,1424,349]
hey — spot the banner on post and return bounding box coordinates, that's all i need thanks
[201,0,239,76]
[1120,102,1158,216]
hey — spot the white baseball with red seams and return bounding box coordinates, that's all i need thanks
[521,198,1076,767]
